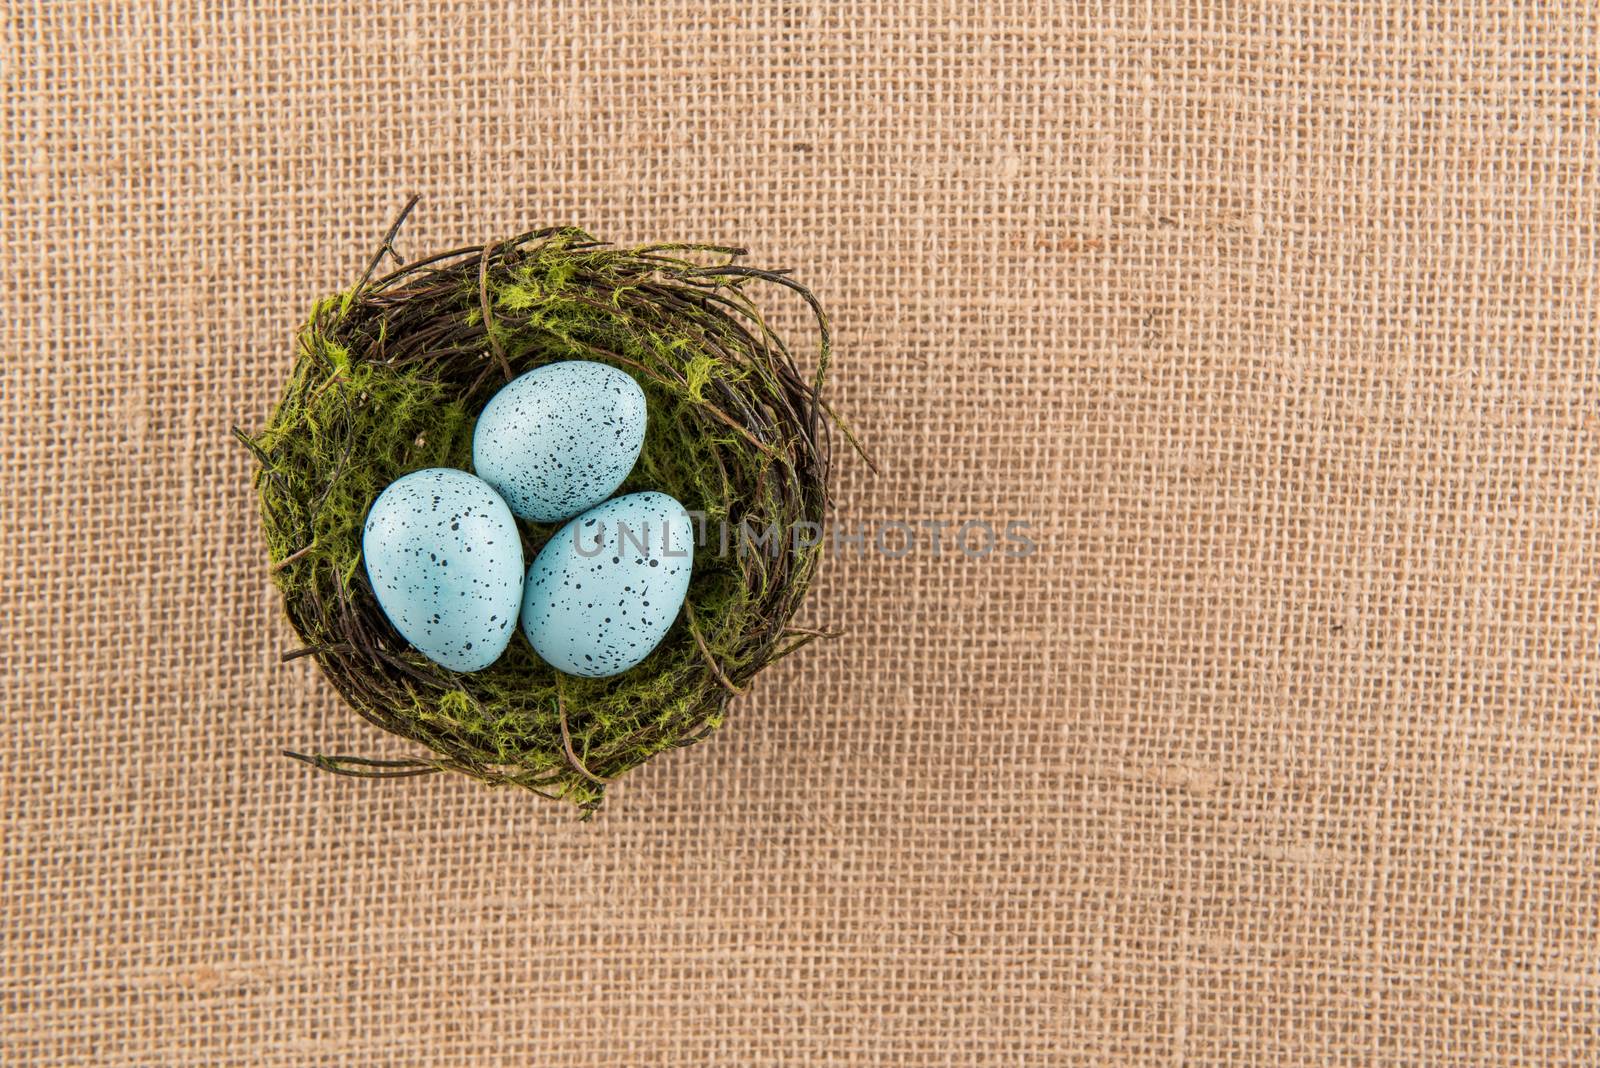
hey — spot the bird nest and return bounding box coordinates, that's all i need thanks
[238,199,854,810]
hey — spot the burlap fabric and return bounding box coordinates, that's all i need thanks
[5,3,1598,1064]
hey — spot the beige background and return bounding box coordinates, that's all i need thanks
[5,2,1599,1064]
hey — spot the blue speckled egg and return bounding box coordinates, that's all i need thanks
[362,468,524,672]
[521,491,694,678]
[471,361,647,523]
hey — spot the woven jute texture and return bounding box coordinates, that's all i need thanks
[5,2,1599,1064]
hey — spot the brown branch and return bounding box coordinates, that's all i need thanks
[557,692,608,786]
[282,750,441,779]
[269,544,314,573]
[478,243,513,382]
[353,193,421,295]
[683,601,743,696]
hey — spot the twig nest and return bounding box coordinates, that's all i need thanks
[241,203,845,809]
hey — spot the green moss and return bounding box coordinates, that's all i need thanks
[242,219,838,811]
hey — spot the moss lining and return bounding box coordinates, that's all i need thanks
[238,200,846,810]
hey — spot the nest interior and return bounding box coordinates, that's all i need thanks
[239,203,846,808]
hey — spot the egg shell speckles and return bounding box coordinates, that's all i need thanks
[521,491,694,678]
[471,361,647,523]
[362,468,524,673]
